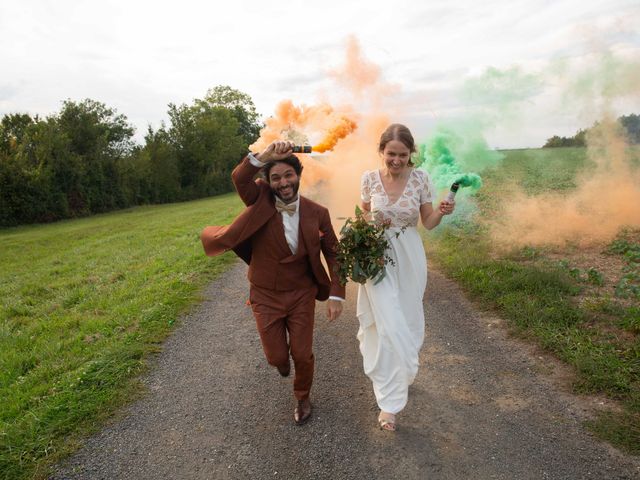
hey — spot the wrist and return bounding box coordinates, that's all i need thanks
[248,152,266,167]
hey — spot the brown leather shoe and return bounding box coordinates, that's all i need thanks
[276,358,290,377]
[294,398,312,425]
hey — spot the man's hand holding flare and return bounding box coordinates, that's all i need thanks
[256,140,295,163]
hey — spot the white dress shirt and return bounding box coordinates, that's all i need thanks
[280,197,300,254]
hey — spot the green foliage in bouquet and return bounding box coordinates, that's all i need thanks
[336,206,401,285]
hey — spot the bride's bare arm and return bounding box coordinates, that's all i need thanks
[420,201,454,230]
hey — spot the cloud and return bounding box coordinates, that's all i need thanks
[274,71,327,93]
[0,83,19,102]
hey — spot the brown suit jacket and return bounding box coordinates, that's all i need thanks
[200,156,345,301]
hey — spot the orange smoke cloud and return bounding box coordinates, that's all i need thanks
[329,35,382,94]
[312,117,358,153]
[486,41,640,248]
[249,37,400,223]
[489,117,640,246]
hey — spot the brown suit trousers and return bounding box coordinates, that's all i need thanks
[250,284,317,400]
[248,212,318,400]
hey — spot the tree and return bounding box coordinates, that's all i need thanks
[544,114,640,148]
[57,99,134,158]
[543,135,565,148]
[573,128,587,147]
[167,99,246,198]
[55,99,135,213]
[0,113,36,155]
[129,126,180,203]
[0,116,76,224]
[200,85,262,145]
[620,114,640,144]
[543,131,586,148]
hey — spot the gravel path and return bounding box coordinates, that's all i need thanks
[52,262,640,479]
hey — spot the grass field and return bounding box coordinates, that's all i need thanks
[0,195,243,480]
[425,146,640,453]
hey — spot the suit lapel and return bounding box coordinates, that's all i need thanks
[298,197,318,257]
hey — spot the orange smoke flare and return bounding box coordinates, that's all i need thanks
[312,117,358,153]
[250,100,358,153]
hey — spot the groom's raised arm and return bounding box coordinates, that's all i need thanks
[231,154,265,206]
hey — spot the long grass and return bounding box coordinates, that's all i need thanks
[0,195,243,480]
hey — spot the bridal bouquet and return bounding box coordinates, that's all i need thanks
[335,206,400,285]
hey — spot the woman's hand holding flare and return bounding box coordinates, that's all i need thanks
[438,200,455,216]
[420,199,455,230]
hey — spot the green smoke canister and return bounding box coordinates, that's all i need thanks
[445,182,459,203]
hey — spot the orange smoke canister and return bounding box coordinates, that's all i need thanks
[291,145,313,153]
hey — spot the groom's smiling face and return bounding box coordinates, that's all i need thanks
[268,162,300,203]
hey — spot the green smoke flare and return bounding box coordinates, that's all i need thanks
[455,173,482,189]
[416,124,489,194]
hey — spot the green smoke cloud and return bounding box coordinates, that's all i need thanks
[455,173,482,189]
[415,65,546,195]
[416,122,500,193]
[570,52,640,99]
[460,66,544,126]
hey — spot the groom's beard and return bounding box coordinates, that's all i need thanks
[272,180,300,203]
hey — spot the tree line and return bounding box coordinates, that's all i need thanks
[0,86,262,227]
[543,113,640,148]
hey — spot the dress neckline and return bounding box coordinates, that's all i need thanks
[376,168,413,206]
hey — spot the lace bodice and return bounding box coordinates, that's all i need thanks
[360,169,434,227]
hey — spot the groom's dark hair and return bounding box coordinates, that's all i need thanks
[262,155,304,179]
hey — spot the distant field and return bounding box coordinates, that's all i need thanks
[425,146,640,453]
[0,195,243,480]
[493,147,591,193]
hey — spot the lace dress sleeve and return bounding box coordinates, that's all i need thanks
[419,170,434,204]
[360,170,371,203]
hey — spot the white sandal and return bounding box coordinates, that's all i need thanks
[378,412,396,431]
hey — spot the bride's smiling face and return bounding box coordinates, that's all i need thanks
[381,140,411,174]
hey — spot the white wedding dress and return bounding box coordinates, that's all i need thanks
[357,168,434,414]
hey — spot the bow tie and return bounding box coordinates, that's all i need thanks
[275,197,297,216]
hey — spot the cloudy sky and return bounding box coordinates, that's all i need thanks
[1,0,639,148]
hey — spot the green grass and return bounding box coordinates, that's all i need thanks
[425,147,640,454]
[0,195,243,479]
[501,147,592,194]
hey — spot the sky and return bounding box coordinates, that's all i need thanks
[1,0,639,148]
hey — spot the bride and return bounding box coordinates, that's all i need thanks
[357,124,455,431]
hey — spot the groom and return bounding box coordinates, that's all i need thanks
[201,140,345,425]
